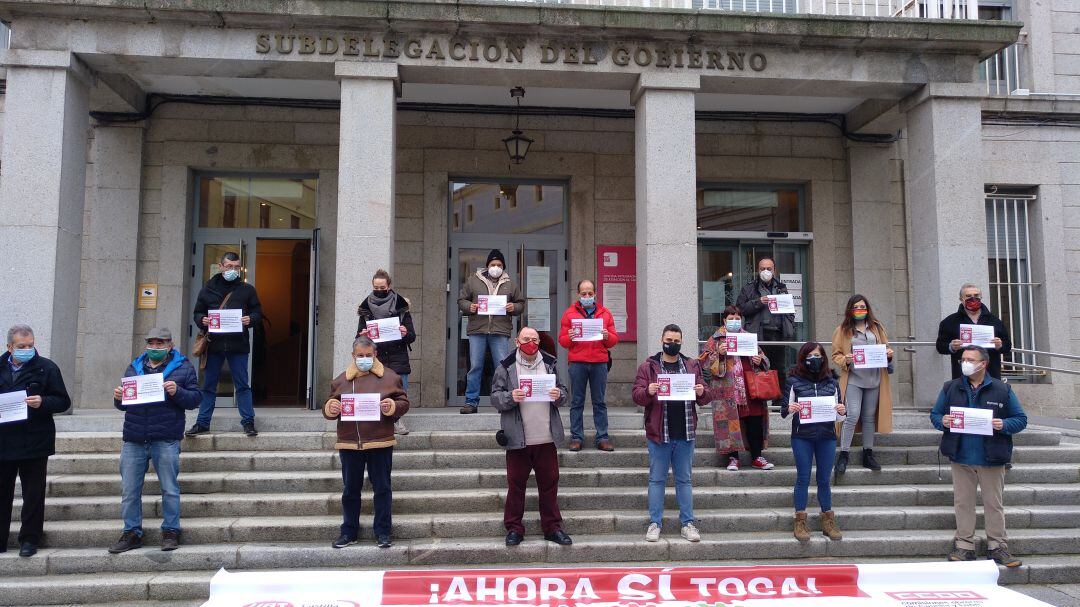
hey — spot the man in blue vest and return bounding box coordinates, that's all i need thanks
[930,345,1027,568]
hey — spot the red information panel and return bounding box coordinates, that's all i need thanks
[596,245,637,342]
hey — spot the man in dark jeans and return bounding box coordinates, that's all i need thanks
[735,257,796,388]
[0,324,71,557]
[188,252,264,437]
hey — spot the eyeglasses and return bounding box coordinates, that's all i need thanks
[519,338,540,344]
[965,295,982,301]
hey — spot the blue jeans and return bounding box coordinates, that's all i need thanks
[340,447,393,538]
[198,351,254,426]
[569,362,610,444]
[647,439,695,527]
[120,440,181,535]
[399,373,409,393]
[465,334,510,405]
[791,435,836,512]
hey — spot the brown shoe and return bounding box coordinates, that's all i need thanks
[821,510,843,541]
[793,512,810,542]
[568,439,583,452]
[459,404,478,414]
[597,439,614,452]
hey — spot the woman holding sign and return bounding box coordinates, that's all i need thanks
[829,295,894,475]
[780,342,846,542]
[701,306,773,472]
[357,269,416,435]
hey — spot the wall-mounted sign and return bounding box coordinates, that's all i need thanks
[137,284,158,310]
[596,246,637,343]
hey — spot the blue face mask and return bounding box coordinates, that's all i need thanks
[580,296,595,308]
[355,356,374,372]
[222,269,240,282]
[725,319,742,333]
[12,348,35,363]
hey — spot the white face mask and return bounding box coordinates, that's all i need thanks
[487,266,504,278]
[759,269,774,282]
[961,361,982,377]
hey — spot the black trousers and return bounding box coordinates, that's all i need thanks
[0,456,48,548]
[761,328,789,391]
[726,415,766,460]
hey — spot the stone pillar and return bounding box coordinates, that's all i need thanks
[900,85,988,409]
[79,123,145,408]
[847,141,899,331]
[633,73,700,360]
[333,62,398,371]
[0,51,91,387]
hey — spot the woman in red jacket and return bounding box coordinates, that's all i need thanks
[557,279,619,451]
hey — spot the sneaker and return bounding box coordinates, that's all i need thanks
[681,522,701,543]
[242,421,258,437]
[988,546,1022,568]
[108,530,143,554]
[161,530,180,551]
[726,457,740,471]
[948,545,977,562]
[645,523,661,542]
[376,535,392,549]
[394,420,409,435]
[752,457,774,470]
[331,534,357,549]
[185,423,209,437]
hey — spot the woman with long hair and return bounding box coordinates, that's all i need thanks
[829,295,894,475]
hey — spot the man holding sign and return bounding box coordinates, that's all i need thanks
[108,328,200,554]
[490,327,572,547]
[936,283,1011,379]
[457,249,525,414]
[735,257,796,389]
[323,336,409,550]
[931,345,1027,567]
[0,324,71,558]
[558,279,619,452]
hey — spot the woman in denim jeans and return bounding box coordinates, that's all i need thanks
[780,342,847,543]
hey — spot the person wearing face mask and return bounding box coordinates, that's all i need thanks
[558,279,619,452]
[0,324,71,558]
[830,295,895,476]
[633,324,710,543]
[108,328,201,554]
[735,257,796,390]
[935,283,1011,379]
[457,249,526,414]
[701,307,772,472]
[490,327,572,547]
[780,342,847,543]
[356,269,416,436]
[189,251,264,437]
[931,345,1027,568]
[323,336,410,549]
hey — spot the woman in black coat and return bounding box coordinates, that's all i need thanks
[357,269,416,434]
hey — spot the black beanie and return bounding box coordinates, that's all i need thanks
[486,249,506,266]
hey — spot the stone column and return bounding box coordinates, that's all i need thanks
[900,85,988,408]
[847,141,899,330]
[633,73,700,360]
[333,62,398,371]
[0,51,91,387]
[79,123,145,408]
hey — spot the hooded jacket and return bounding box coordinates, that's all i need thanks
[935,303,1012,379]
[457,270,525,337]
[632,353,711,444]
[557,301,619,364]
[193,273,264,355]
[113,350,201,442]
[489,349,568,450]
[356,291,417,376]
[323,358,410,450]
[0,351,71,461]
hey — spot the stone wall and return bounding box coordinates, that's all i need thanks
[1052,0,1080,94]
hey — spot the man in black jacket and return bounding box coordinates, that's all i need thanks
[935,283,1012,379]
[0,324,71,557]
[187,252,264,437]
[735,257,795,387]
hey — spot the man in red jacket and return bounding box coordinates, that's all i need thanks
[558,279,619,451]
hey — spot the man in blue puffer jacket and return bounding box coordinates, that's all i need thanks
[108,328,201,554]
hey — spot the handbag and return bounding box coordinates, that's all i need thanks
[192,291,234,362]
[745,369,782,401]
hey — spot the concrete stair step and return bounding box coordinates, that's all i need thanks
[0,570,208,606]
[45,444,1080,474]
[36,464,1080,498]
[19,505,1080,549]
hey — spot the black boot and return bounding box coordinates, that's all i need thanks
[862,448,881,471]
[835,451,849,476]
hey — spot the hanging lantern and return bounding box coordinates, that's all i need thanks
[502,86,533,165]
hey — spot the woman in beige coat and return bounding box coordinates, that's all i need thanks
[830,294,894,475]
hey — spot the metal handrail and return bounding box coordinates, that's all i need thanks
[1012,348,1080,362]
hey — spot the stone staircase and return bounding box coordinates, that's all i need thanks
[3,408,1080,606]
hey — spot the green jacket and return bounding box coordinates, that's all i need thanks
[457,270,525,337]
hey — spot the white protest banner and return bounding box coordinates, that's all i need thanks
[519,374,557,402]
[477,295,507,316]
[208,308,244,333]
[366,317,402,343]
[798,395,838,424]
[852,344,889,369]
[767,293,797,314]
[724,332,759,357]
[657,373,696,401]
[340,393,382,422]
[0,390,28,425]
[950,406,994,436]
[959,323,996,348]
[121,373,166,405]
[570,318,604,342]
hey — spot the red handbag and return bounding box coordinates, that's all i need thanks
[745,369,782,401]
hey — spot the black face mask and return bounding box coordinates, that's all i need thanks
[372,290,389,298]
[662,342,681,357]
[805,357,824,373]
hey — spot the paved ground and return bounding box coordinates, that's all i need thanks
[1013,583,1080,605]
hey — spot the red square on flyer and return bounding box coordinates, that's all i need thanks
[519,378,533,398]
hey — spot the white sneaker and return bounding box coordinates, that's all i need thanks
[645,523,661,542]
[726,457,740,471]
[681,522,701,543]
[394,420,409,435]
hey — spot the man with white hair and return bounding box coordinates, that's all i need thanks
[935,283,1012,379]
[0,324,71,557]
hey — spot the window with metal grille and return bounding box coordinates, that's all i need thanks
[985,192,1038,381]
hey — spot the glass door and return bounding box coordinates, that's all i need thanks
[448,241,510,407]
